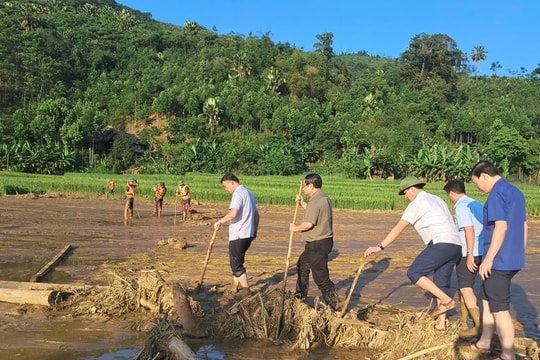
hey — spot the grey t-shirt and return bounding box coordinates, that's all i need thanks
[303,190,333,242]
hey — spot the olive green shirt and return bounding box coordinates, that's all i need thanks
[303,190,333,242]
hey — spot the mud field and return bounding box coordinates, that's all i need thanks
[0,195,539,359]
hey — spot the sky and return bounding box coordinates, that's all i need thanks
[116,0,539,76]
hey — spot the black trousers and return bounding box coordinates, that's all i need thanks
[296,237,335,295]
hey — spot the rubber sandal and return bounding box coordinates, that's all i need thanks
[429,299,456,318]
[461,342,490,355]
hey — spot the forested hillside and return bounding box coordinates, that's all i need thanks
[1,0,540,180]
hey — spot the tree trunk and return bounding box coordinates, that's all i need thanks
[167,335,197,360]
[0,288,70,306]
[172,283,207,338]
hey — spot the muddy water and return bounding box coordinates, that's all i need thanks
[0,195,539,359]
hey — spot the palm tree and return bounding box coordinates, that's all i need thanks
[231,52,251,78]
[264,66,286,94]
[203,97,221,135]
[471,45,487,79]
[314,32,335,60]
[117,9,137,31]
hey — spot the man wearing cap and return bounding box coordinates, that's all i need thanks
[176,180,192,221]
[124,177,138,220]
[364,175,462,333]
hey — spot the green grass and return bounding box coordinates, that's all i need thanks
[1,171,539,216]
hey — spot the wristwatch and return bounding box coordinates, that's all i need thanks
[377,242,385,250]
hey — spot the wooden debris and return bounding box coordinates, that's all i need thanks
[0,288,68,306]
[166,335,197,360]
[30,244,72,282]
[171,283,207,338]
[0,280,104,292]
[0,280,104,306]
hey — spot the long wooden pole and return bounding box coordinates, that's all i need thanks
[30,244,72,282]
[339,259,367,317]
[275,180,303,339]
[174,195,178,225]
[198,226,219,289]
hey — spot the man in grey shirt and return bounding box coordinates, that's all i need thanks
[214,173,259,298]
[290,173,340,310]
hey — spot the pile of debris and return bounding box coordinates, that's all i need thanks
[58,270,540,359]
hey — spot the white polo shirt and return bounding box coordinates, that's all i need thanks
[401,191,461,246]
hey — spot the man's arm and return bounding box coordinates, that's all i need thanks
[220,208,239,224]
[524,220,528,248]
[463,226,479,272]
[364,219,408,256]
[479,220,507,280]
[290,221,314,233]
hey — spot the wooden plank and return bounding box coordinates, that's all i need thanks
[30,244,73,282]
[0,289,60,306]
[0,280,106,292]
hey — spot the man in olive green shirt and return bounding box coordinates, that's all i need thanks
[290,173,340,310]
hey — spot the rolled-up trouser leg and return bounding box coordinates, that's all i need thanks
[229,237,254,278]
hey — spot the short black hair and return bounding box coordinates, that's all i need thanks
[304,173,322,189]
[470,161,500,178]
[443,180,465,194]
[221,173,239,183]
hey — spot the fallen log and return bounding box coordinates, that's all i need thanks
[0,280,106,292]
[0,280,106,306]
[167,335,197,360]
[30,244,73,282]
[0,288,70,306]
[171,283,207,338]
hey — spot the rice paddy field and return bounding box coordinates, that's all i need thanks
[2,171,540,216]
[1,171,540,359]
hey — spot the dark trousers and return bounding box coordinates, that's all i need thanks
[296,237,335,296]
[228,237,254,277]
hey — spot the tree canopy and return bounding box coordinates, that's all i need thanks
[1,0,540,181]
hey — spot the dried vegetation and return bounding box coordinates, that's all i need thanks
[60,270,539,360]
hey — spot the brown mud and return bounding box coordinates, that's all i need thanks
[0,195,539,359]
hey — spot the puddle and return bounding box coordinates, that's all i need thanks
[83,348,139,360]
[0,315,144,360]
[0,259,46,281]
[189,340,371,359]
[1,338,368,360]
